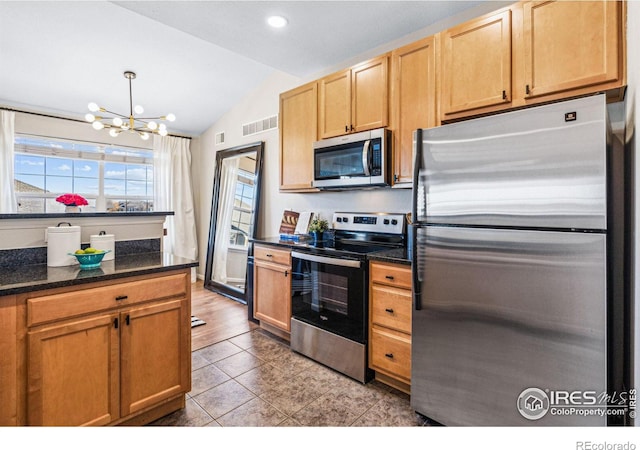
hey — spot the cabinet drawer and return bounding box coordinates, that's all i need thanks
[370,261,412,289]
[371,284,412,334]
[370,327,411,381]
[254,245,291,266]
[27,273,188,327]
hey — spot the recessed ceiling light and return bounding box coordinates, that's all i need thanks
[267,15,288,28]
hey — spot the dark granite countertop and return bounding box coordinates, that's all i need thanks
[0,252,198,296]
[251,237,412,266]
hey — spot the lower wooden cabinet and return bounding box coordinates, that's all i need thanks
[368,261,412,393]
[253,245,292,337]
[2,269,191,426]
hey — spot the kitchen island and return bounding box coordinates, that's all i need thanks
[0,252,198,426]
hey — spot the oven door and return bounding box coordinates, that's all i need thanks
[291,251,366,343]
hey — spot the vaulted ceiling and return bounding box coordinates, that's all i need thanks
[0,1,496,137]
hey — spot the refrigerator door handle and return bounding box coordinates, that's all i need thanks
[411,129,423,221]
[411,225,423,311]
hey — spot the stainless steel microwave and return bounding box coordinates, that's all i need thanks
[312,128,391,189]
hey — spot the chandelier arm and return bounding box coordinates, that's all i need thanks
[99,109,129,119]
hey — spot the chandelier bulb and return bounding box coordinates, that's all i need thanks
[159,129,168,137]
[147,121,158,130]
[158,123,167,131]
[109,129,120,137]
[112,117,123,127]
[88,102,99,112]
[134,105,144,115]
[166,113,176,122]
[92,121,105,130]
[140,132,150,140]
[85,113,95,123]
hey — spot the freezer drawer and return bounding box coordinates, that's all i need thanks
[411,226,607,426]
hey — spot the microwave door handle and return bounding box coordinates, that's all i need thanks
[362,140,371,176]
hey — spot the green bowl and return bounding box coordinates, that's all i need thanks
[68,250,111,270]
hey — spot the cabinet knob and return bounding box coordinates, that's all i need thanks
[385,308,394,314]
[526,84,531,95]
[125,314,130,326]
[345,125,349,132]
[284,270,288,277]
[115,295,128,301]
[114,318,119,329]
[385,275,395,280]
[385,353,394,359]
[266,254,273,258]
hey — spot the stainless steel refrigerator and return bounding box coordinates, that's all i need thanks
[410,94,628,426]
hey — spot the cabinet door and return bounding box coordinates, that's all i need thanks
[391,37,437,185]
[319,69,351,139]
[0,295,18,426]
[352,55,389,133]
[523,0,622,99]
[28,313,120,426]
[120,298,190,417]
[279,82,318,191]
[441,9,512,118]
[254,259,291,332]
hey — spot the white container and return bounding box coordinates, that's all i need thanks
[90,231,115,261]
[46,223,81,267]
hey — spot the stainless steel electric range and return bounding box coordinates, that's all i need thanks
[290,212,406,383]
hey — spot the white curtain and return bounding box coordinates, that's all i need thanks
[0,111,17,213]
[153,135,198,281]
[212,157,240,284]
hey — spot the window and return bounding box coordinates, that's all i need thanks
[13,135,154,213]
[229,168,255,247]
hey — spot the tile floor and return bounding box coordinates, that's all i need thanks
[150,329,429,427]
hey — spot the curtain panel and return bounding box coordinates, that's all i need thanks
[153,135,198,280]
[0,111,17,213]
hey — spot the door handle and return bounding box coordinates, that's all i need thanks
[115,295,128,301]
[125,314,130,326]
[385,353,394,359]
[385,275,394,280]
[362,140,371,176]
[385,308,394,314]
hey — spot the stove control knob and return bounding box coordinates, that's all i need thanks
[336,217,342,223]
[383,219,390,225]
[391,219,398,225]
[342,217,349,223]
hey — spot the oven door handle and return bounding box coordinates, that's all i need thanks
[291,251,361,268]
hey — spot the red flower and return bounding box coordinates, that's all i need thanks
[55,193,89,207]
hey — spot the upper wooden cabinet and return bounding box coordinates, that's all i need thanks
[390,35,438,186]
[279,82,318,192]
[441,8,513,119]
[522,0,625,102]
[441,0,626,121]
[319,55,389,139]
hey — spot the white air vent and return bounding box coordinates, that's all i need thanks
[215,131,225,145]
[242,114,278,137]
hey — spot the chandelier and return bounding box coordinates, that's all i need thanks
[85,71,175,140]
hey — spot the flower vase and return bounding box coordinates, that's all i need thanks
[65,205,80,213]
[310,231,323,243]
